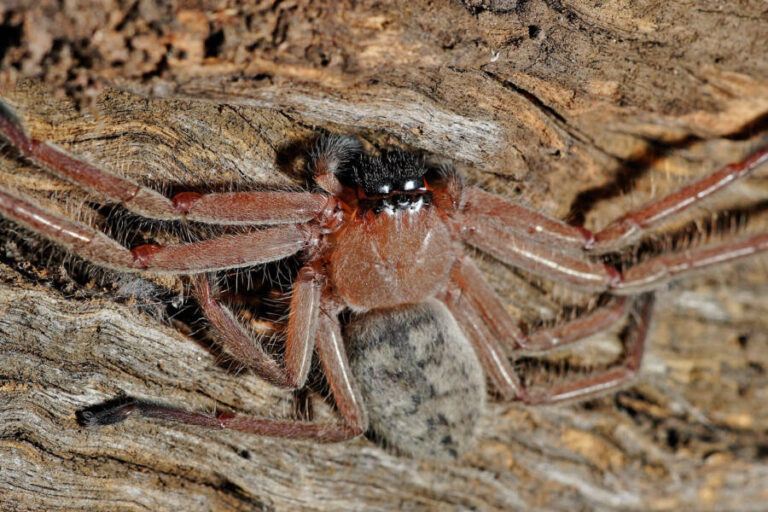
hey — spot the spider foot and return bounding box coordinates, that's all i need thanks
[76,396,139,427]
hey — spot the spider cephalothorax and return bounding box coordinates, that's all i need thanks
[318,140,458,312]
[0,101,766,459]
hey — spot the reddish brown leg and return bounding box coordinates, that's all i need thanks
[522,293,655,404]
[284,268,324,386]
[462,187,594,250]
[460,144,768,291]
[444,257,630,352]
[444,257,654,403]
[462,205,768,294]
[0,102,328,224]
[460,215,618,290]
[445,257,527,347]
[78,305,366,441]
[461,145,768,254]
[442,259,525,400]
[171,191,328,225]
[0,187,136,269]
[128,224,311,273]
[193,269,322,388]
[523,297,629,352]
[591,145,768,252]
[313,308,367,432]
[613,232,768,294]
[0,186,311,273]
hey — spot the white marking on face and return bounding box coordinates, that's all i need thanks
[407,197,424,213]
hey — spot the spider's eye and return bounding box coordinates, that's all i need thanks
[395,194,410,207]
[401,178,424,191]
[373,177,424,195]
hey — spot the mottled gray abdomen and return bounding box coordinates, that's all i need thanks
[345,300,486,460]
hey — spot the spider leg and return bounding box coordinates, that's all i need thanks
[521,293,655,404]
[461,145,768,254]
[462,187,594,250]
[443,258,654,403]
[313,308,368,433]
[591,145,768,252]
[170,191,329,225]
[127,226,311,274]
[0,187,311,273]
[192,269,322,388]
[459,144,768,290]
[0,187,134,269]
[78,305,366,441]
[309,134,363,194]
[0,102,328,224]
[450,257,630,353]
[523,297,629,352]
[613,231,768,294]
[462,201,768,294]
[460,215,618,290]
[441,258,525,400]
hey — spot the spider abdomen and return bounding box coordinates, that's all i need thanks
[345,300,486,460]
[329,208,456,311]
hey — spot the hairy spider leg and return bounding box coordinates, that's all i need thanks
[464,204,768,294]
[445,254,649,402]
[0,187,135,269]
[446,256,630,353]
[461,144,768,294]
[0,187,311,273]
[444,257,527,347]
[78,311,366,441]
[522,298,629,352]
[441,258,525,401]
[309,134,364,195]
[590,145,768,252]
[440,257,640,404]
[462,187,594,250]
[611,231,768,294]
[522,293,654,404]
[442,258,651,404]
[0,116,380,441]
[192,270,322,388]
[460,211,619,290]
[314,309,368,433]
[461,145,768,254]
[170,191,329,225]
[0,101,328,225]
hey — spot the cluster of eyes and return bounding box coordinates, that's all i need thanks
[367,179,430,214]
[372,195,428,215]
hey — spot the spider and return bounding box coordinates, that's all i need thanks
[0,100,766,459]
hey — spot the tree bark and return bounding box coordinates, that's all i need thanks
[1,1,767,511]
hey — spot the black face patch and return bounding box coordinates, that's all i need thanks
[339,149,429,196]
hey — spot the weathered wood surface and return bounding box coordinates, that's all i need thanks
[1,1,768,511]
